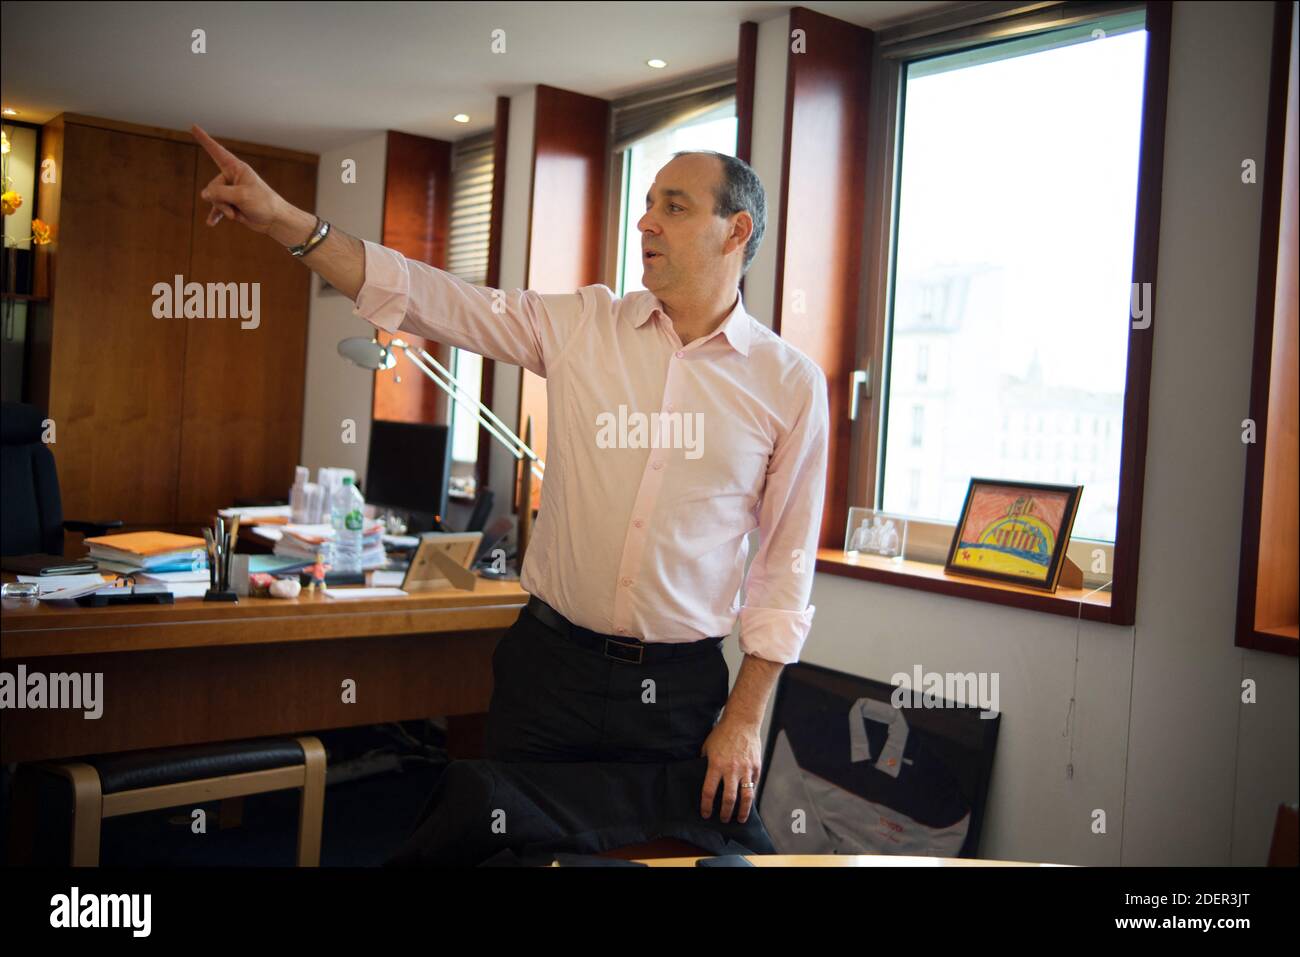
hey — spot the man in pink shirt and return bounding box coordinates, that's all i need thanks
[192,124,828,831]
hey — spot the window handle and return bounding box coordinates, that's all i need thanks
[849,368,871,420]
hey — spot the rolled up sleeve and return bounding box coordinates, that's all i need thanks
[351,239,581,378]
[738,365,830,664]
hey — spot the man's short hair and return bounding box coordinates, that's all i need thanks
[672,150,766,275]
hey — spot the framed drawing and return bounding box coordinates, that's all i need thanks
[944,478,1082,592]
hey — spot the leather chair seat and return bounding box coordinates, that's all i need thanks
[83,738,307,795]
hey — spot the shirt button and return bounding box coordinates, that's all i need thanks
[633,519,644,528]
[675,350,684,359]
[621,577,633,587]
[651,460,663,470]
[616,627,628,635]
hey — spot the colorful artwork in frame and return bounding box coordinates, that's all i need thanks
[944,478,1083,592]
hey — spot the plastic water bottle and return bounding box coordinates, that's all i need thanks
[331,477,365,573]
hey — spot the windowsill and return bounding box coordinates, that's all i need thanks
[816,548,1116,624]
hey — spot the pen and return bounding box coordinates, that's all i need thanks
[203,527,216,591]
[228,516,241,594]
[217,517,226,591]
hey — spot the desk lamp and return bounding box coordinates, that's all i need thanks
[337,336,544,482]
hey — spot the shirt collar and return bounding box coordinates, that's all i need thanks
[848,697,908,778]
[634,289,752,357]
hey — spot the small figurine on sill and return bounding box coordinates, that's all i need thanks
[306,551,331,593]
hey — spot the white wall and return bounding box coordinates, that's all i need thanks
[481,88,537,538]
[297,95,535,538]
[1120,0,1297,866]
[754,0,1298,866]
[299,132,388,483]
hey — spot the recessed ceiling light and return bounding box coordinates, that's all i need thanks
[646,58,667,69]
[453,113,470,123]
[1,108,18,116]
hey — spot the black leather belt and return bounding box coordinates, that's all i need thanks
[524,595,723,665]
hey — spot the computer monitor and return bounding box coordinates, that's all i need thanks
[364,421,452,532]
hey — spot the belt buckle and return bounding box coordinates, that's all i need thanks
[604,637,644,665]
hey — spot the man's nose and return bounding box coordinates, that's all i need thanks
[637,210,659,235]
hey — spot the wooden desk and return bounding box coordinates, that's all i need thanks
[0,576,528,763]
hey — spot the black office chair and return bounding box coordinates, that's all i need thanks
[0,401,123,556]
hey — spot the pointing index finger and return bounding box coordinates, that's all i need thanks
[190,124,240,175]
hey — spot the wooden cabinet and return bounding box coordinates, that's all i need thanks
[177,148,315,525]
[25,114,317,528]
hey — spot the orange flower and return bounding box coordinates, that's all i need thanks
[1,190,21,216]
[31,219,52,245]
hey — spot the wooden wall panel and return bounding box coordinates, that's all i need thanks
[736,21,758,165]
[176,149,317,525]
[41,122,195,526]
[373,130,453,425]
[773,6,872,548]
[516,85,610,512]
[476,95,511,493]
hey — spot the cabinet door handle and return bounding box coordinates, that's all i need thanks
[849,368,870,421]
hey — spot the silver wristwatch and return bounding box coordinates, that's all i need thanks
[288,216,331,257]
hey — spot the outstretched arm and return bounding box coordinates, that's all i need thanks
[191,123,365,299]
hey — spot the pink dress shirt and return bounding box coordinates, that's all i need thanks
[351,240,829,663]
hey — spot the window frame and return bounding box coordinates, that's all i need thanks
[606,98,740,295]
[819,0,1172,627]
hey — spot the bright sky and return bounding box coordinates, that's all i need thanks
[896,30,1148,393]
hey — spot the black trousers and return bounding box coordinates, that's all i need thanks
[386,605,778,865]
[484,604,731,763]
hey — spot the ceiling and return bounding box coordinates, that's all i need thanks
[0,1,956,153]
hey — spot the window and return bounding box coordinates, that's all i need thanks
[877,10,1147,544]
[446,133,494,466]
[616,101,737,296]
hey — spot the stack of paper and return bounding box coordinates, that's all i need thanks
[83,531,209,574]
[273,522,387,569]
[17,573,117,599]
[217,504,292,524]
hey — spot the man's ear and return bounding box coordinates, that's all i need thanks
[725,211,753,258]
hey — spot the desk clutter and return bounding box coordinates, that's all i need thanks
[254,521,388,570]
[2,520,496,605]
[3,452,501,604]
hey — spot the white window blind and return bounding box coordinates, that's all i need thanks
[447,133,494,285]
